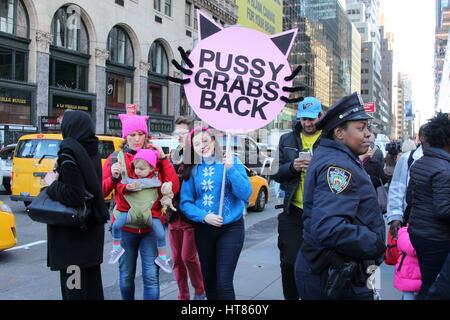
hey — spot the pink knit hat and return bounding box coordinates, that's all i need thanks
[133,149,158,168]
[119,114,149,138]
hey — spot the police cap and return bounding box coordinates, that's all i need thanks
[316,92,372,134]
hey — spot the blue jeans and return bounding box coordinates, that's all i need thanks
[152,219,166,248]
[195,218,245,300]
[119,230,159,300]
[112,212,130,240]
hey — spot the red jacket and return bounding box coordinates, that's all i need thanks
[102,151,180,234]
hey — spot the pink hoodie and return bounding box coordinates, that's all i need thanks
[394,227,422,292]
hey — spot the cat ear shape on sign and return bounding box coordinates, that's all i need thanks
[198,11,223,40]
[270,29,298,56]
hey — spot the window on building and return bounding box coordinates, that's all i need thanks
[194,6,199,30]
[149,40,168,75]
[49,59,87,91]
[106,72,133,109]
[154,0,161,11]
[148,40,169,114]
[185,1,192,26]
[107,26,134,67]
[0,47,26,81]
[165,0,171,16]
[0,0,29,38]
[51,6,89,54]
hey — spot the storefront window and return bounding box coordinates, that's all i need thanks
[107,26,134,67]
[0,0,29,38]
[51,6,89,54]
[107,72,132,110]
[0,87,31,124]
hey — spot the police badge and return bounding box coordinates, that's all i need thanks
[327,167,352,194]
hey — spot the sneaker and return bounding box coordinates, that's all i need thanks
[108,247,125,264]
[193,292,207,300]
[155,257,173,273]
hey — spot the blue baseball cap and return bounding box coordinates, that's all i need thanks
[296,97,323,119]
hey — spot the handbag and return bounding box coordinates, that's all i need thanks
[26,153,93,227]
[26,187,93,227]
[384,231,401,265]
[376,180,388,214]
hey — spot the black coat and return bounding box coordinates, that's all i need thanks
[409,147,450,242]
[362,157,387,188]
[273,121,320,214]
[46,111,108,271]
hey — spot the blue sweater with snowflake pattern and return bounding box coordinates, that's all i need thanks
[180,156,252,225]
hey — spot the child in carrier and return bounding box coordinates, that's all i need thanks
[109,149,173,272]
[394,226,422,300]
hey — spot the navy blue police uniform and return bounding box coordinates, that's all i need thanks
[295,93,386,300]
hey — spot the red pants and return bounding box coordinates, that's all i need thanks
[168,218,205,300]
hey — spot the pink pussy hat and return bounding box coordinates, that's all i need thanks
[133,149,158,168]
[119,114,149,138]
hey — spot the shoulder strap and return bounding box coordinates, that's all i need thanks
[407,149,416,170]
[117,150,129,180]
[60,152,77,169]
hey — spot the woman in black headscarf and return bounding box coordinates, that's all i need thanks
[45,110,109,300]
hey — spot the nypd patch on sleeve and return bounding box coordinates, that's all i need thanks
[327,166,352,194]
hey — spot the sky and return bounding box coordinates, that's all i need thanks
[382,0,436,126]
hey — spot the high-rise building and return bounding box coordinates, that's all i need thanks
[435,4,450,112]
[351,24,362,94]
[346,0,391,134]
[380,26,394,137]
[301,0,354,104]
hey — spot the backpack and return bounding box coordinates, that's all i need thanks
[384,149,417,266]
[403,148,417,224]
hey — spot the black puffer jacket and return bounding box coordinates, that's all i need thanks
[409,147,450,242]
[272,120,320,214]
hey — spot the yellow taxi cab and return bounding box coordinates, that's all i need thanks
[0,201,16,251]
[245,165,269,212]
[10,133,122,206]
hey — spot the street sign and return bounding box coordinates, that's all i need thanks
[364,102,375,113]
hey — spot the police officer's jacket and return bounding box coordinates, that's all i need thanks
[302,138,386,261]
[273,120,320,214]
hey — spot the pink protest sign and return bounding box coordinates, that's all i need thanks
[182,12,298,133]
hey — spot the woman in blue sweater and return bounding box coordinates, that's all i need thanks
[180,127,252,300]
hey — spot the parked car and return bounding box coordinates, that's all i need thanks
[218,134,273,182]
[245,166,269,212]
[0,201,16,251]
[0,144,16,194]
[149,137,180,157]
[10,133,122,207]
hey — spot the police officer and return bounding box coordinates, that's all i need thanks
[273,97,323,300]
[295,92,386,300]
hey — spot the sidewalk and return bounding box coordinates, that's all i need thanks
[160,234,282,300]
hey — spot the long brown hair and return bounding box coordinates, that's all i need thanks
[182,127,223,181]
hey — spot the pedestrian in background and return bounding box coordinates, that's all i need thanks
[45,110,109,300]
[168,116,206,300]
[180,127,252,300]
[272,97,323,300]
[408,113,450,299]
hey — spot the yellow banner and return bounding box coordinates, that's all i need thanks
[236,0,283,35]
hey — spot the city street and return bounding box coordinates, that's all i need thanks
[0,186,401,300]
